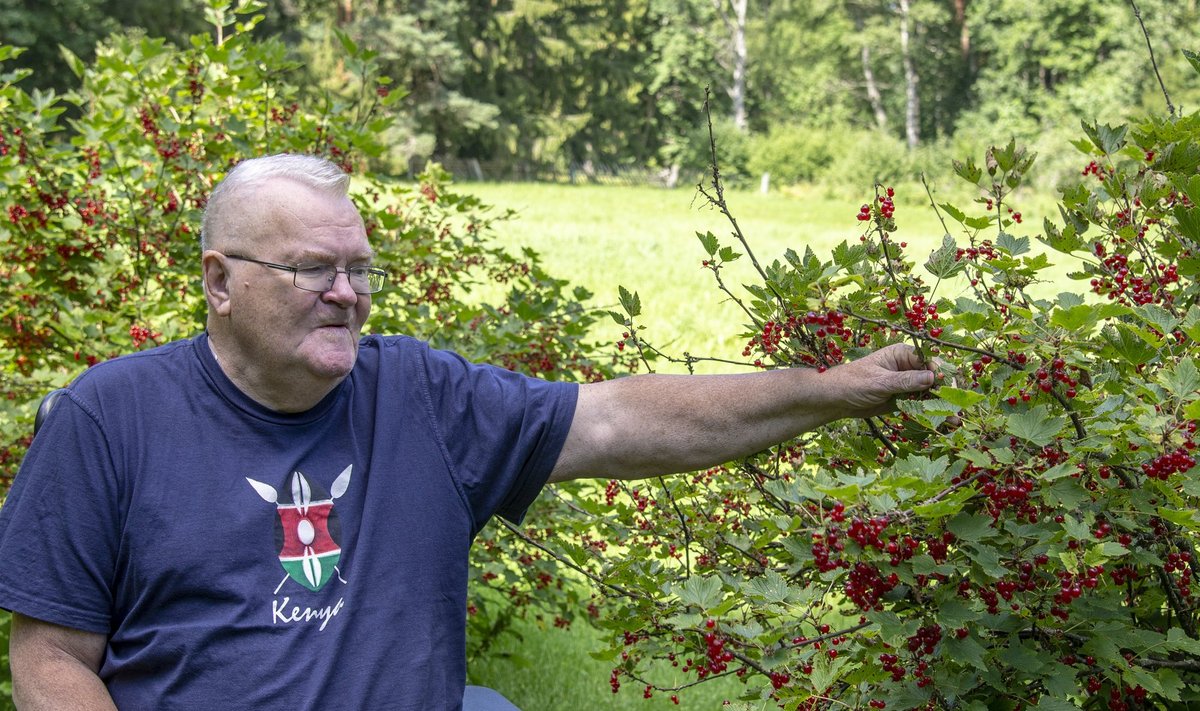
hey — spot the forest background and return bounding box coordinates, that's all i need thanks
[6,0,1200,192]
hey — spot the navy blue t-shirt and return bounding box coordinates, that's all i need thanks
[0,333,578,710]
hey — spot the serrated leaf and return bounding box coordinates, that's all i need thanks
[940,203,967,224]
[924,235,964,279]
[1174,205,1200,242]
[1101,324,1158,364]
[911,488,972,518]
[1041,662,1078,698]
[999,638,1047,674]
[1185,49,1200,76]
[1157,507,1200,530]
[744,569,795,606]
[1159,358,1200,398]
[996,232,1030,256]
[806,649,852,694]
[1136,303,1180,334]
[1051,304,1102,332]
[933,599,978,629]
[966,543,1007,578]
[949,513,995,543]
[673,576,722,610]
[935,386,986,408]
[617,285,641,317]
[1045,478,1089,510]
[335,29,359,56]
[696,230,719,256]
[1062,516,1091,542]
[1006,405,1065,447]
[1166,627,1200,655]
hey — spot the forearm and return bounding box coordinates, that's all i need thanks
[10,614,117,711]
[549,343,935,483]
[551,368,847,482]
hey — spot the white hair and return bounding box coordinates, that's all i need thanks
[200,154,351,251]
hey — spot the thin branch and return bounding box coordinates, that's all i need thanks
[1129,0,1175,117]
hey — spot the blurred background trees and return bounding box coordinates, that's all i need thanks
[2,0,1197,187]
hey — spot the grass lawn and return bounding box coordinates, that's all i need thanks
[468,614,752,710]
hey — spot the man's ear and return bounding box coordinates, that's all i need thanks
[202,251,234,317]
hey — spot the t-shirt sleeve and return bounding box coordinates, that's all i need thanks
[415,345,578,532]
[0,391,119,633]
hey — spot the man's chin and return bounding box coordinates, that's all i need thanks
[301,339,360,380]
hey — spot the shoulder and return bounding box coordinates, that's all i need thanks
[63,337,204,417]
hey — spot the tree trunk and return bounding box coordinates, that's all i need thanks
[898,0,920,150]
[860,45,889,132]
[714,0,749,131]
[952,0,970,60]
[337,0,353,26]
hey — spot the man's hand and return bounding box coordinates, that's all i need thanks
[822,342,936,420]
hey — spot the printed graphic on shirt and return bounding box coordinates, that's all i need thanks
[246,465,353,592]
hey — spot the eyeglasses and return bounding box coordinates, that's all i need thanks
[223,254,388,295]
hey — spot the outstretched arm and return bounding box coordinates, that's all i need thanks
[10,613,116,711]
[548,343,934,483]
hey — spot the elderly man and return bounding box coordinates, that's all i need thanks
[0,154,935,710]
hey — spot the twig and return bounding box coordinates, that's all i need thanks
[1129,0,1175,117]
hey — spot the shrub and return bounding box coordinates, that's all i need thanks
[583,79,1200,709]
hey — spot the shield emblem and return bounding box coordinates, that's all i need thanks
[247,465,352,592]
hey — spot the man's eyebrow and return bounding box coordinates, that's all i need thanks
[291,249,375,264]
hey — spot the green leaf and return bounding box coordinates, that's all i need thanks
[1082,120,1128,155]
[617,285,641,317]
[673,576,722,611]
[1175,205,1200,242]
[996,232,1030,256]
[1041,662,1078,698]
[949,513,995,543]
[806,649,852,694]
[1135,303,1180,334]
[999,638,1047,674]
[1045,478,1089,510]
[966,543,1007,578]
[696,230,719,257]
[933,599,979,629]
[935,386,986,408]
[1185,49,1200,76]
[1101,324,1159,364]
[1157,506,1200,530]
[1006,406,1065,447]
[940,203,966,224]
[744,569,796,606]
[1159,358,1200,398]
[335,29,359,56]
[924,235,964,279]
[1165,627,1200,655]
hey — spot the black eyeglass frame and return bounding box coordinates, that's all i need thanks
[222,253,388,295]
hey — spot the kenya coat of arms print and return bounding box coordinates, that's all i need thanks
[246,465,352,593]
